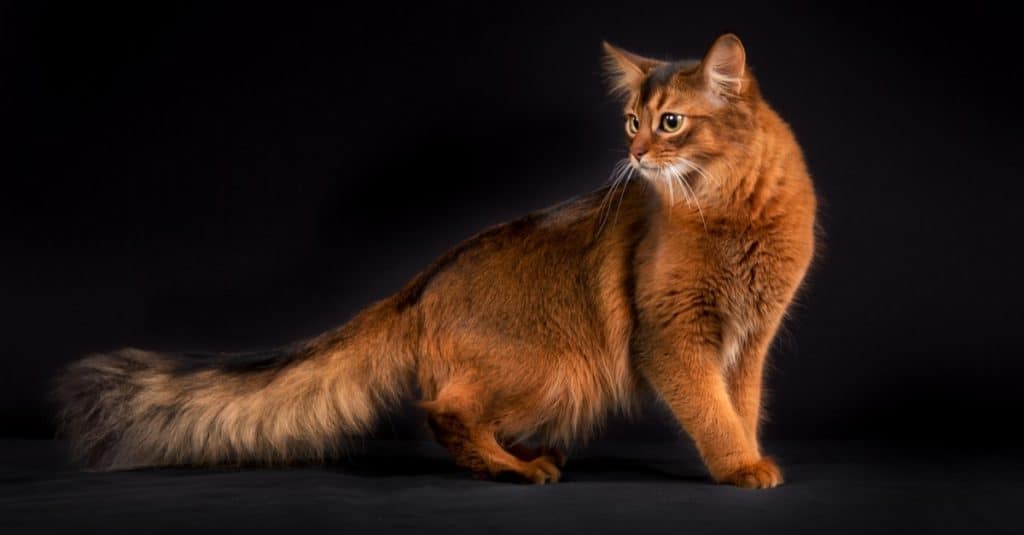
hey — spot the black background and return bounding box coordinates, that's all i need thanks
[2,2,1022,444]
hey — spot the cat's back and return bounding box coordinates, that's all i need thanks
[393,183,648,314]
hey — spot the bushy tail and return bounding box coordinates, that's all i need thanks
[54,302,415,470]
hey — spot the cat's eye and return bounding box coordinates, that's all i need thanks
[625,114,639,137]
[660,114,684,133]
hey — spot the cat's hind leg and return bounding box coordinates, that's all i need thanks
[421,383,561,484]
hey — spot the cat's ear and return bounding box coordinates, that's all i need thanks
[602,42,664,98]
[701,33,747,99]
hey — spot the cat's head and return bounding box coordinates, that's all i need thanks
[603,34,759,195]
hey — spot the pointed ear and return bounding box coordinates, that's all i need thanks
[602,42,664,98]
[701,33,747,99]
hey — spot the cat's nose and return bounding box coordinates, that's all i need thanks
[631,147,648,161]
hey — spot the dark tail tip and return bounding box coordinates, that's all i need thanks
[53,349,158,469]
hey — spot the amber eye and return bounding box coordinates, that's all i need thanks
[660,113,684,133]
[625,114,639,136]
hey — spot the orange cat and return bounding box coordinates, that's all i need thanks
[56,34,816,489]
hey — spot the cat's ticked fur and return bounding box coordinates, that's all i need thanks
[56,34,816,488]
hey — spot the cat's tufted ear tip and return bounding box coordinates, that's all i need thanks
[714,33,744,49]
[601,42,665,99]
[702,33,747,99]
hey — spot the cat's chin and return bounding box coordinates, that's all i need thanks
[634,164,664,180]
[635,163,681,181]
[634,163,707,199]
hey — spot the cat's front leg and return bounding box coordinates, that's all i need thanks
[641,341,783,489]
[726,321,781,456]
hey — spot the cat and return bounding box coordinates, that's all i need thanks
[55,34,816,489]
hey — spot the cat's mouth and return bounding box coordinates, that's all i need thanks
[635,161,672,179]
[632,160,708,194]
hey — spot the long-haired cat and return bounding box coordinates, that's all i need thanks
[55,34,816,489]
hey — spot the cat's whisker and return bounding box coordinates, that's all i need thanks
[678,157,718,189]
[668,165,687,206]
[597,161,625,222]
[596,159,632,236]
[611,165,634,226]
[611,161,632,208]
[660,168,677,206]
[669,163,708,232]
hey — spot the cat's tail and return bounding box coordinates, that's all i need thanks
[54,300,416,471]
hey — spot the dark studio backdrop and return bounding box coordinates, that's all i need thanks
[1,3,1022,445]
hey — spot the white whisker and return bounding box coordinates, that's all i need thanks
[596,158,633,237]
[668,162,708,233]
[667,170,676,206]
[611,165,634,227]
[597,160,626,221]
[678,157,718,189]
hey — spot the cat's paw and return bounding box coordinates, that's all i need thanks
[524,456,562,484]
[721,457,783,489]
